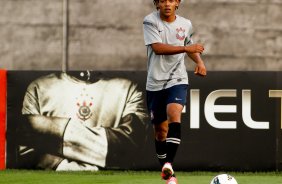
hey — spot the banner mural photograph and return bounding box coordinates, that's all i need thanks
[6,71,282,171]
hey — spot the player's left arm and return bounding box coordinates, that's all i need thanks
[184,20,207,76]
[187,52,207,77]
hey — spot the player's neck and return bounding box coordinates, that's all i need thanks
[160,13,176,23]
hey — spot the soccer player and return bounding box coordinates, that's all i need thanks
[143,0,207,183]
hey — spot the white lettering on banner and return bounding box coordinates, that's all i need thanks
[242,90,269,129]
[190,89,200,128]
[205,90,237,129]
[269,90,282,129]
[190,89,237,129]
[189,89,279,129]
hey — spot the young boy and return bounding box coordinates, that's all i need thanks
[143,0,207,183]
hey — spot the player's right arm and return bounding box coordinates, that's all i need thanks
[151,42,204,55]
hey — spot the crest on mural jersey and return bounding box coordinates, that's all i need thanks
[176,27,185,41]
[77,101,93,121]
[76,88,93,121]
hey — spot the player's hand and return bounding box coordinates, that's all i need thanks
[194,62,207,77]
[185,44,204,54]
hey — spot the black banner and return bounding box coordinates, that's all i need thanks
[6,71,282,171]
[179,72,282,171]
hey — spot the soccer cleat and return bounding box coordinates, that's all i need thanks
[166,176,178,184]
[161,162,174,180]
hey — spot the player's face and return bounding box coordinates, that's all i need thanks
[157,0,179,21]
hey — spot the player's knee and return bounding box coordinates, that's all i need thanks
[167,111,181,122]
[155,129,168,141]
[167,105,182,119]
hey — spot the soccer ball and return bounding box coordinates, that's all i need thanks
[210,174,238,184]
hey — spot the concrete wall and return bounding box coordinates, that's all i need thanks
[0,0,281,71]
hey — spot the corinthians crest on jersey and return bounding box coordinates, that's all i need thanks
[76,88,94,121]
[176,27,186,41]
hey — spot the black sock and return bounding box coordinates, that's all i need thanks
[166,122,181,163]
[155,139,167,166]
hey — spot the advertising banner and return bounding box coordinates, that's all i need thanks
[6,71,282,171]
[179,72,282,171]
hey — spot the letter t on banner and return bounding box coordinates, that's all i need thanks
[269,90,282,129]
[0,69,6,170]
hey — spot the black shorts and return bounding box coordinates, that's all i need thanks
[146,84,188,124]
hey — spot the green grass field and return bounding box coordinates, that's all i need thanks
[0,170,282,184]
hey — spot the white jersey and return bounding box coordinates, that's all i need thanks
[143,11,193,91]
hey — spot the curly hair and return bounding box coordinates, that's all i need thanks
[153,0,181,9]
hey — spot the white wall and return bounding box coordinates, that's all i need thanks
[0,0,281,71]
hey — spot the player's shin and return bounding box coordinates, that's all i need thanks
[155,139,167,166]
[166,122,181,163]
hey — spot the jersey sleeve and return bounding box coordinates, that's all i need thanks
[63,119,108,167]
[122,82,147,121]
[104,80,148,168]
[143,17,162,46]
[22,82,41,115]
[185,20,194,46]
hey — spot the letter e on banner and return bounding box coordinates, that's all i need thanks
[205,90,237,129]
